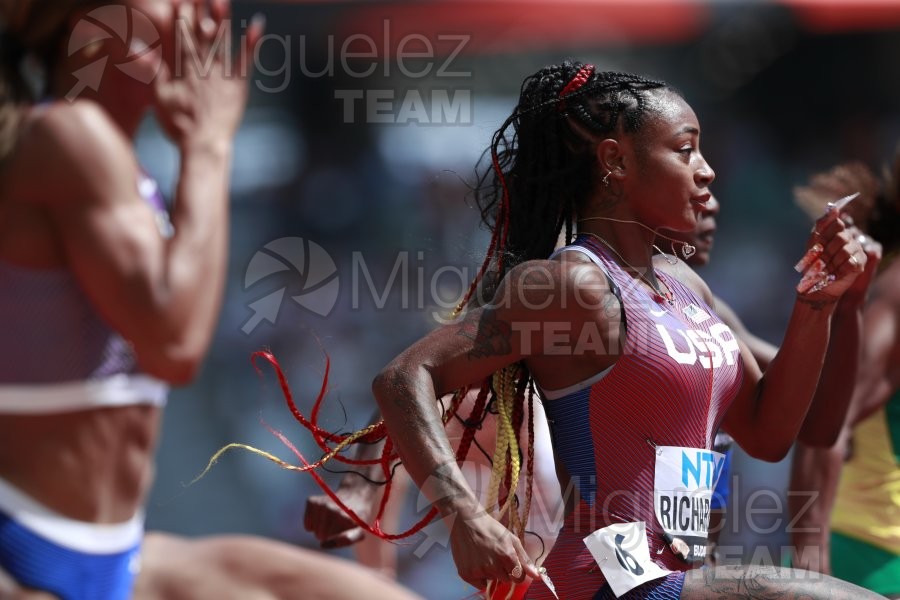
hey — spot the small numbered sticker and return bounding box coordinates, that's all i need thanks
[583,522,671,597]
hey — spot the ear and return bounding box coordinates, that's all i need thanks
[596,138,627,183]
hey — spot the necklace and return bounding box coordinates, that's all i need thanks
[577,215,695,264]
[580,231,675,305]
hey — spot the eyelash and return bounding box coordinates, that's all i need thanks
[679,147,694,155]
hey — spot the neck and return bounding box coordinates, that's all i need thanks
[577,206,657,273]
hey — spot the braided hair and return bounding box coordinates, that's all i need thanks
[444,61,677,552]
[461,61,674,310]
[793,154,900,259]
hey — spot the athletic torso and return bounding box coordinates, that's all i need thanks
[529,237,743,597]
[0,105,169,522]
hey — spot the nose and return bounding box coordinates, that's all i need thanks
[695,154,715,187]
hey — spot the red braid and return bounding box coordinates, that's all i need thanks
[249,351,496,541]
[558,64,595,111]
[463,66,597,310]
[252,351,391,466]
[454,143,510,314]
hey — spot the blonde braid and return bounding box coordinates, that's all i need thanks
[192,422,383,484]
[485,370,509,515]
[486,366,523,523]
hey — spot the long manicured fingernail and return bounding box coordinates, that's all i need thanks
[797,259,826,293]
[795,243,824,273]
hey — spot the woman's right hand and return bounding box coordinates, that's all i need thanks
[795,206,866,301]
[153,0,264,150]
[447,506,540,590]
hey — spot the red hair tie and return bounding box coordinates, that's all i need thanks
[558,64,595,111]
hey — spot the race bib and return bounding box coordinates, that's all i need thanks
[653,446,725,563]
[583,522,671,597]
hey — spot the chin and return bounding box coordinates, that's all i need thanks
[669,212,698,234]
[661,221,694,234]
[689,251,711,268]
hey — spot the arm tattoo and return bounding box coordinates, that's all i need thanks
[457,309,512,360]
[601,290,621,319]
[691,564,877,599]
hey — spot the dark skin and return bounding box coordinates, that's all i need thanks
[790,255,898,590]
[683,564,878,599]
[783,169,887,581]
[657,193,777,567]
[657,194,778,369]
[374,90,874,596]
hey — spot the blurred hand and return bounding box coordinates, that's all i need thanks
[304,485,374,549]
[153,0,264,149]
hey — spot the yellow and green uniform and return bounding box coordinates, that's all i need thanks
[831,390,900,595]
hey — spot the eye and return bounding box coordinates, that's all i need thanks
[678,146,694,155]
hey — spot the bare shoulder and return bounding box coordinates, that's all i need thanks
[16,100,138,206]
[491,253,616,320]
[654,253,715,306]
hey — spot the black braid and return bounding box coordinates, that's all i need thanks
[470,60,674,303]
[450,62,676,537]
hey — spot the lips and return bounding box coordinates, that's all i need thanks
[691,193,712,206]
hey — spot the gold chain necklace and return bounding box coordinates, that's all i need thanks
[580,231,675,305]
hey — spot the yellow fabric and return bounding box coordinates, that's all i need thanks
[832,407,900,555]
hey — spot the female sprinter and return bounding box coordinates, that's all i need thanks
[369,61,880,599]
